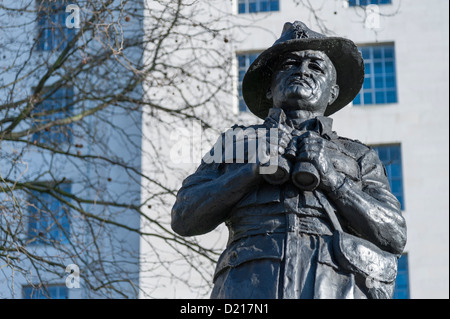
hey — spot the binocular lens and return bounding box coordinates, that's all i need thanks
[261,156,292,185]
[292,161,320,191]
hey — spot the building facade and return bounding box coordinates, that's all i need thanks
[229,0,449,299]
[141,0,448,299]
[0,0,142,298]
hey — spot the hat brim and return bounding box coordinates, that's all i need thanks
[242,37,365,119]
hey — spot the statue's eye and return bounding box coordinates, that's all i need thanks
[280,60,296,69]
[309,62,324,73]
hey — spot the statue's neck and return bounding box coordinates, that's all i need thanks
[283,109,323,122]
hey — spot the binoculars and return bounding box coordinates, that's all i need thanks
[261,136,320,191]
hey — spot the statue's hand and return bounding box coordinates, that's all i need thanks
[263,115,293,158]
[296,131,345,192]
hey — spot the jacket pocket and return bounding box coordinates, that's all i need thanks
[213,234,284,282]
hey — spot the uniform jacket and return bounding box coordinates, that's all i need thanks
[171,113,407,299]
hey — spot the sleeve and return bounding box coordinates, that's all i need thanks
[329,148,407,255]
[171,131,262,237]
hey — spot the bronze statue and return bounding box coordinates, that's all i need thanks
[171,21,407,299]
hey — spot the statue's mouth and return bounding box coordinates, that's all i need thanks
[289,77,314,89]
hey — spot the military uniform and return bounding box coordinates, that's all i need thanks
[172,115,406,299]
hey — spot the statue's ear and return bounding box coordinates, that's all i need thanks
[328,84,339,105]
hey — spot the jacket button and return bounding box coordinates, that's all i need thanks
[230,251,238,263]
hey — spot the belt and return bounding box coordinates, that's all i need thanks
[227,212,333,244]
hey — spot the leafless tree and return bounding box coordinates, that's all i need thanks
[0,0,401,299]
[0,0,239,299]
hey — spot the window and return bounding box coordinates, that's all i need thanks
[353,45,397,105]
[372,144,405,210]
[27,183,71,245]
[31,87,74,145]
[238,0,279,14]
[393,254,410,299]
[237,53,260,112]
[23,285,68,299]
[348,0,392,6]
[37,0,76,51]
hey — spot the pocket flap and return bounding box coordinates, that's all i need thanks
[333,231,398,283]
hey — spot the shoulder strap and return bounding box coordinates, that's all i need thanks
[315,191,343,232]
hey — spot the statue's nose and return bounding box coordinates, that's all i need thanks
[293,62,311,77]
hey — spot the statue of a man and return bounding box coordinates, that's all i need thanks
[171,21,407,299]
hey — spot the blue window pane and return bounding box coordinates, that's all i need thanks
[355,45,397,106]
[385,61,395,73]
[385,76,396,88]
[27,184,71,245]
[373,47,383,59]
[363,78,372,89]
[238,0,279,14]
[373,144,404,210]
[364,92,373,104]
[24,286,68,299]
[249,0,257,12]
[375,91,385,104]
[353,93,361,105]
[384,46,394,58]
[37,1,75,51]
[237,53,261,112]
[249,53,258,64]
[239,70,246,81]
[374,62,383,74]
[390,163,402,178]
[375,76,384,89]
[398,254,408,269]
[31,87,74,145]
[270,0,279,11]
[238,55,246,68]
[394,254,410,299]
[238,3,246,13]
[260,1,269,11]
[391,179,403,194]
[396,195,404,210]
[361,48,371,59]
[349,0,392,6]
[390,145,402,161]
[386,90,397,103]
[239,99,247,112]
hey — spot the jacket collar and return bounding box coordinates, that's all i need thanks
[264,107,336,138]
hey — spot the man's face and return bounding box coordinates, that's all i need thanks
[267,50,339,115]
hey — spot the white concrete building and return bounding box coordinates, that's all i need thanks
[140,0,448,299]
[0,0,142,298]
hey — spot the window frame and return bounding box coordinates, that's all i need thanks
[27,182,72,245]
[353,43,398,106]
[237,0,280,14]
[23,284,69,299]
[236,52,260,113]
[371,144,405,210]
[36,0,76,51]
[31,86,74,145]
[348,0,392,7]
[393,253,410,299]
